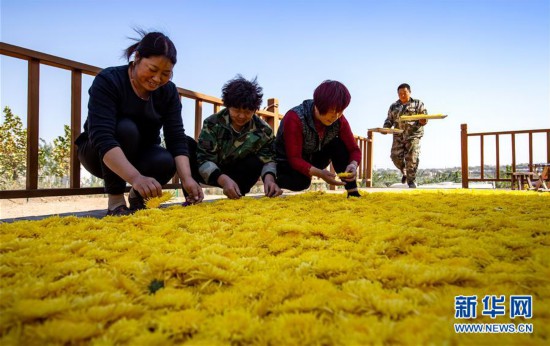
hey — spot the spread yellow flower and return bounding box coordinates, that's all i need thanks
[337,172,353,178]
[144,191,174,209]
[1,190,548,345]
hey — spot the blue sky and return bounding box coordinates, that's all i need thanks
[1,0,549,169]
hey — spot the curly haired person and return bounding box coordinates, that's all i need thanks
[196,75,281,199]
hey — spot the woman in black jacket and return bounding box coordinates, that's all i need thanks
[76,30,203,216]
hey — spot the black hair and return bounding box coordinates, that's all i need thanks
[124,29,177,65]
[397,83,411,92]
[221,75,263,110]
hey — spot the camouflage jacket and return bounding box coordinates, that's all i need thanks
[197,108,277,184]
[383,97,427,139]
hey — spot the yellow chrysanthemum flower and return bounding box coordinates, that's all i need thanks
[145,191,174,209]
[1,190,549,345]
[337,172,353,178]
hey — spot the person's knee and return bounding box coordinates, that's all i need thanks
[238,156,264,191]
[117,118,139,133]
[116,118,140,150]
[243,155,263,168]
[153,148,174,166]
[77,140,103,178]
[186,135,197,149]
[138,147,176,184]
[325,138,350,168]
[293,178,311,191]
[152,150,176,177]
[278,174,311,191]
[390,153,402,163]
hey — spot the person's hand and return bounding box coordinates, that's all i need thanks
[131,175,163,198]
[419,119,428,126]
[218,174,242,199]
[317,169,345,186]
[181,178,204,204]
[263,174,282,198]
[340,163,358,182]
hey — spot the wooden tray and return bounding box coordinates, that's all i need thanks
[399,114,448,121]
[369,127,404,134]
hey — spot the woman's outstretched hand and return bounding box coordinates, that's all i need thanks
[263,174,282,197]
[132,175,163,198]
[218,174,242,199]
[310,167,345,186]
[182,178,204,204]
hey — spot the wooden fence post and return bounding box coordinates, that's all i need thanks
[70,69,82,189]
[460,123,469,188]
[266,98,279,133]
[194,99,203,140]
[27,59,40,190]
[366,130,373,187]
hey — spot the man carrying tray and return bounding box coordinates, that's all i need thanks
[382,83,428,188]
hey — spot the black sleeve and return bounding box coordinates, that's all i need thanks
[161,83,189,157]
[87,70,126,159]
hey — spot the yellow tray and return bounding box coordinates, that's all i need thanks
[369,127,403,134]
[399,114,448,121]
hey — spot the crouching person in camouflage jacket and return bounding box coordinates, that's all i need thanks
[196,75,282,199]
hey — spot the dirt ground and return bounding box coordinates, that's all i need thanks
[0,195,112,219]
[0,194,228,220]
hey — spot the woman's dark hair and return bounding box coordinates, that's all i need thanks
[397,83,411,92]
[124,29,177,65]
[222,75,263,110]
[313,80,351,114]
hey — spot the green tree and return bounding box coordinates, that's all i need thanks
[449,170,461,183]
[372,169,400,187]
[37,125,71,188]
[0,106,27,189]
[51,125,71,179]
[38,139,56,188]
[495,165,513,189]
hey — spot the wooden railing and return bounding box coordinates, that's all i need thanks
[363,132,374,187]
[0,42,371,198]
[460,123,550,188]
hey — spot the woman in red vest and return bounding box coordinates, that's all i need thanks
[274,80,361,197]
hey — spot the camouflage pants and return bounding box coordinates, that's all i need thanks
[390,136,421,183]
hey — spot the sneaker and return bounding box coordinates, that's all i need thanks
[401,175,407,184]
[128,194,145,211]
[106,205,134,216]
[408,182,417,188]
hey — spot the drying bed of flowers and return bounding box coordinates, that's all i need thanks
[0,190,549,345]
